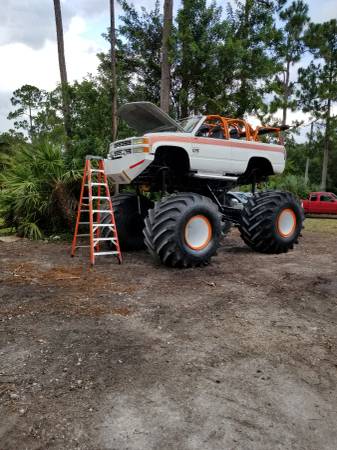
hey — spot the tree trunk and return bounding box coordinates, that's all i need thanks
[304,122,314,185]
[321,98,331,190]
[110,0,117,141]
[304,158,310,184]
[53,0,71,141]
[236,0,251,118]
[28,105,33,137]
[282,60,290,126]
[160,0,173,113]
[180,82,189,118]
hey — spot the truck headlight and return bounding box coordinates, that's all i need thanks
[133,138,147,145]
[132,137,150,153]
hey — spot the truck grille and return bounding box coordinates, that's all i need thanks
[114,140,132,148]
[112,148,132,158]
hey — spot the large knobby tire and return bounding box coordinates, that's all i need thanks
[239,190,304,254]
[143,193,222,267]
[102,192,153,251]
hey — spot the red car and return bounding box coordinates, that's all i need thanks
[302,192,337,215]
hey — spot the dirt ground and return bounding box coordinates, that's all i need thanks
[1,227,337,450]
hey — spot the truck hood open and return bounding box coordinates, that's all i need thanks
[118,102,184,134]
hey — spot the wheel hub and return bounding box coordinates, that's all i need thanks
[184,215,212,250]
[277,208,296,238]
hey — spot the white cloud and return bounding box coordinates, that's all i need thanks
[0,16,105,92]
[0,16,107,132]
[307,0,337,23]
[0,0,111,49]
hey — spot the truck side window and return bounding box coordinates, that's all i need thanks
[310,195,317,201]
[320,195,333,202]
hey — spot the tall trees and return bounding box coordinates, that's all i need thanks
[176,0,223,117]
[110,0,118,140]
[298,19,337,190]
[117,1,163,104]
[160,0,173,113]
[270,0,309,125]
[53,0,71,140]
[228,0,284,118]
[8,85,46,137]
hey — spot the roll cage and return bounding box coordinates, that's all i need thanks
[192,115,288,145]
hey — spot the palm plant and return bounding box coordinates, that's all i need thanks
[0,139,81,238]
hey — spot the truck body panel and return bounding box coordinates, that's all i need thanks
[105,131,285,182]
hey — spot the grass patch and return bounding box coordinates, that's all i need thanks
[304,217,337,234]
[0,217,15,236]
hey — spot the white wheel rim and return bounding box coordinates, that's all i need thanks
[184,215,212,250]
[277,208,296,238]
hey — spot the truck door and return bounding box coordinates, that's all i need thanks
[308,194,318,213]
[319,194,337,214]
[190,134,234,175]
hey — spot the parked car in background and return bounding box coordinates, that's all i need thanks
[302,192,337,215]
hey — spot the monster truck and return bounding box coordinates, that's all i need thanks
[102,102,304,267]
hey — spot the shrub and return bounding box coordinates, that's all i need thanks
[268,174,319,199]
[0,139,81,238]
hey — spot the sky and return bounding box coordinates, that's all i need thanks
[0,0,336,134]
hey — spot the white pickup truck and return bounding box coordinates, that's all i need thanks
[105,102,286,186]
[102,102,303,268]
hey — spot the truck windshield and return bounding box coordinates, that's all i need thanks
[178,117,201,132]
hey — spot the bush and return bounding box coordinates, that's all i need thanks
[0,139,81,238]
[268,174,319,199]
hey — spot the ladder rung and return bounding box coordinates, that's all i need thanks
[92,210,111,213]
[77,234,90,237]
[94,251,119,256]
[88,183,106,186]
[93,237,117,242]
[81,203,89,207]
[78,223,114,227]
[92,196,110,200]
[93,224,115,227]
[90,169,104,173]
[82,197,109,200]
[81,210,111,213]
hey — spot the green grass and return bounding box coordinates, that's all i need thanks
[304,217,337,234]
[0,217,15,236]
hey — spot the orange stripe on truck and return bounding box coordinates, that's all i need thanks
[147,135,284,153]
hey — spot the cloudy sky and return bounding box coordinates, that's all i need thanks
[1,0,336,133]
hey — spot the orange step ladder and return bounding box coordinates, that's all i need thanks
[71,156,122,265]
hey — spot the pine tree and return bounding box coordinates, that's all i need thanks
[117,1,163,104]
[298,19,337,190]
[176,0,223,117]
[160,0,173,113]
[228,0,286,118]
[53,0,71,141]
[8,85,46,137]
[110,0,118,141]
[269,0,309,125]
